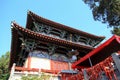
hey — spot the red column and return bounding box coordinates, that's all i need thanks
[27,56,31,69]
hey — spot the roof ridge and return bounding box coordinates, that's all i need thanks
[27,11,105,40]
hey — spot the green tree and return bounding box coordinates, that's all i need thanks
[111,27,120,35]
[0,51,10,80]
[83,0,120,27]
[21,73,50,80]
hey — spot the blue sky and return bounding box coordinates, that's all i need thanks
[0,0,112,56]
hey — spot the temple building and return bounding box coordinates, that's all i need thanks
[9,11,120,80]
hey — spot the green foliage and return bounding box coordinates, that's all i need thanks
[21,73,50,80]
[111,27,120,36]
[0,51,10,80]
[83,0,120,27]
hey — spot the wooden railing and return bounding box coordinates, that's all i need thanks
[15,67,59,74]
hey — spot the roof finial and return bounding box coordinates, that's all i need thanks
[27,10,31,14]
[11,20,16,28]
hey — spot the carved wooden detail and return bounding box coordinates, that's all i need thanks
[32,22,101,47]
[18,38,72,63]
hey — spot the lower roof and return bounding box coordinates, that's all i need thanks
[11,22,93,50]
[72,35,120,68]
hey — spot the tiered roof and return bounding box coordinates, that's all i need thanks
[9,11,105,69]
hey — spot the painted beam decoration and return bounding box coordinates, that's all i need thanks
[32,22,101,47]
